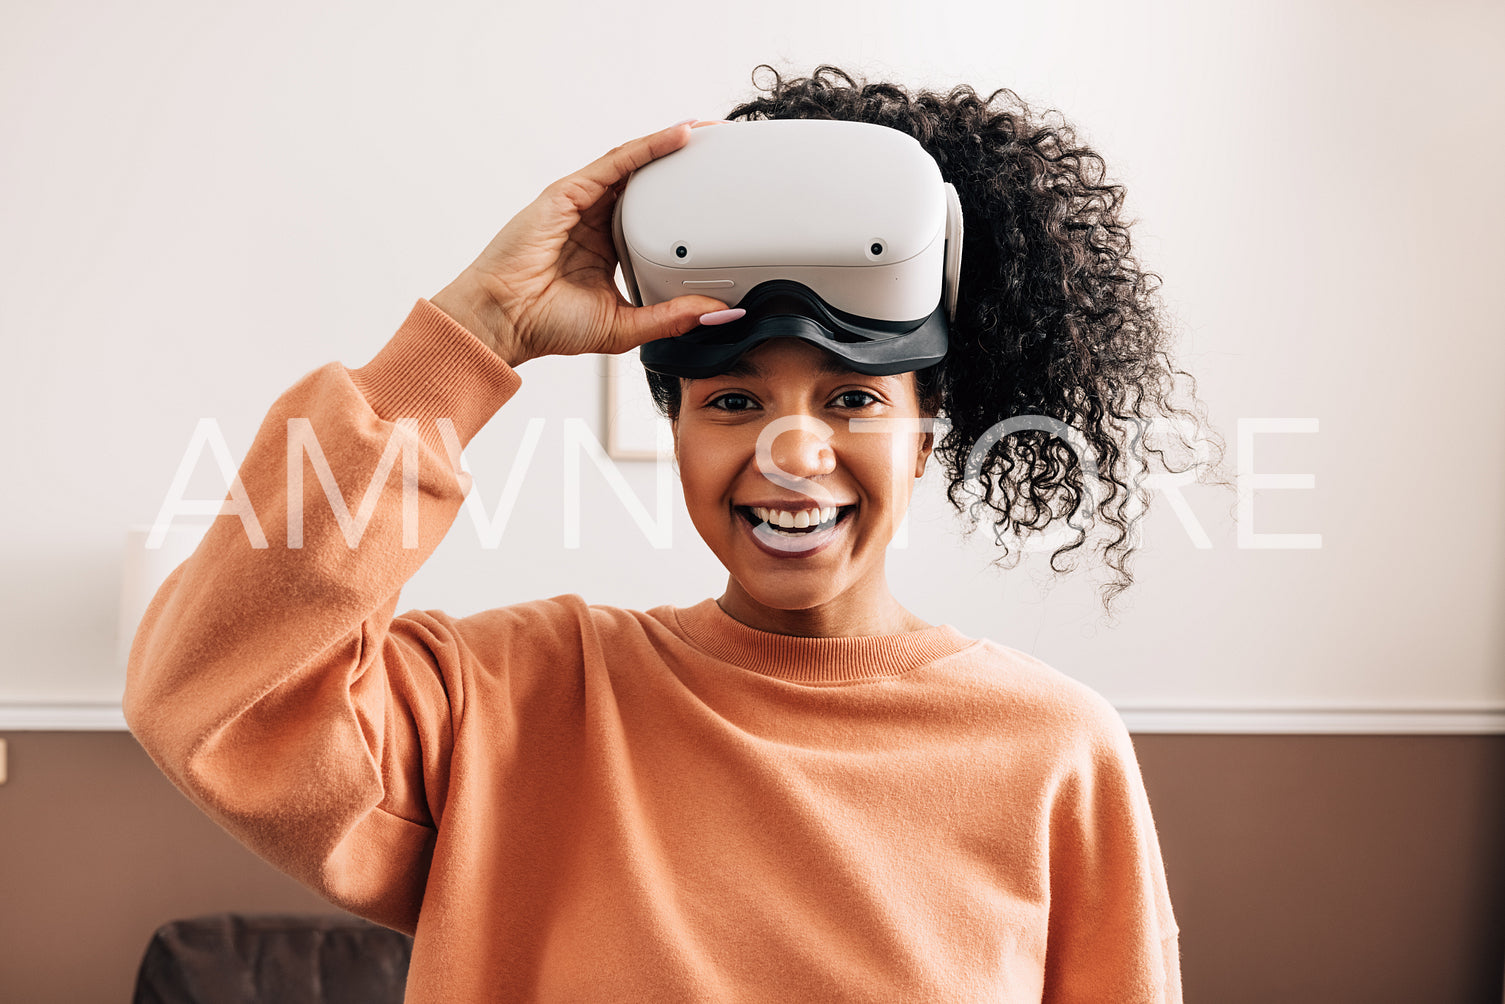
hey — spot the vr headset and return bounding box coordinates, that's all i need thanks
[611,118,964,378]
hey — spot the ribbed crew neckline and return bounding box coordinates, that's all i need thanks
[671,599,976,684]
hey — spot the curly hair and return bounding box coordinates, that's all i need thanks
[646,63,1228,614]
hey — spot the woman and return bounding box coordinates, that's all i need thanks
[126,65,1207,1001]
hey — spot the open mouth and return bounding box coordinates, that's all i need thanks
[735,505,855,537]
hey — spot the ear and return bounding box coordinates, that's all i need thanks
[914,424,935,479]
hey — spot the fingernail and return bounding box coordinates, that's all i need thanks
[670,117,698,128]
[699,308,746,325]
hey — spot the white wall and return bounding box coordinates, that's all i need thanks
[3,0,1502,729]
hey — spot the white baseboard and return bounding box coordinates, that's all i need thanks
[3,701,1505,735]
[1115,703,1505,734]
[0,703,129,730]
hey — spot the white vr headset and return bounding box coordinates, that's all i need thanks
[612,118,964,377]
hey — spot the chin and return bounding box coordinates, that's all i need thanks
[735,577,847,616]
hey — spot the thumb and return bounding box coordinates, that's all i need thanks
[609,295,741,352]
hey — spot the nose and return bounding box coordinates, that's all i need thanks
[756,415,837,491]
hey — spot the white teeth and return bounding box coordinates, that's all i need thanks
[748,505,842,529]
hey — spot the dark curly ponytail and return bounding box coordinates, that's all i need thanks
[647,63,1228,613]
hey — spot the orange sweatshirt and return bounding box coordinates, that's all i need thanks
[124,299,1182,1003]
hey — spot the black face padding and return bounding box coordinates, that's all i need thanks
[638,280,949,378]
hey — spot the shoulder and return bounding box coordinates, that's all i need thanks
[398,594,680,658]
[944,636,1135,760]
[388,596,680,711]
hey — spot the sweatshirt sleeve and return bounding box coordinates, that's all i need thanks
[123,299,521,935]
[1042,696,1183,1003]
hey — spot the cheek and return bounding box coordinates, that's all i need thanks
[843,436,917,501]
[674,429,736,513]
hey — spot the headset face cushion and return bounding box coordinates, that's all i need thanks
[638,280,947,378]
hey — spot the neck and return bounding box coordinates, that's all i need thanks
[717,578,929,638]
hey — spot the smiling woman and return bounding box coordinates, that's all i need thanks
[124,64,1196,1003]
[675,339,935,637]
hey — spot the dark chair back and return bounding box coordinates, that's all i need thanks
[131,913,413,1004]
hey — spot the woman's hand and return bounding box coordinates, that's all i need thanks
[431,120,734,367]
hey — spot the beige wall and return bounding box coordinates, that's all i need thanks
[3,0,1503,722]
[1,730,1501,1003]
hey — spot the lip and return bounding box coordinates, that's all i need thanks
[734,504,852,559]
[735,498,858,510]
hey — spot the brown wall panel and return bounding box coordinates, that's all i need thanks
[1,731,1502,1003]
[0,732,333,1004]
[1133,734,1505,1004]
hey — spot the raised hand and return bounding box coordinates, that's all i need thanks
[432,120,735,366]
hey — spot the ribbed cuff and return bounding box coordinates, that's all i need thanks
[347,298,523,453]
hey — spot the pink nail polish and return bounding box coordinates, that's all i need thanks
[699,308,746,325]
[670,117,698,128]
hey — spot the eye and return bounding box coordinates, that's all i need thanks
[832,390,880,409]
[708,392,757,412]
